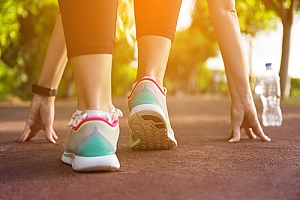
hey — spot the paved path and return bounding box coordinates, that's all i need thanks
[1,96,300,200]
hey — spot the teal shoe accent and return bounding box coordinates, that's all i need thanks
[77,133,114,157]
[132,91,159,108]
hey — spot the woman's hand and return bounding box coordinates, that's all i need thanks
[229,98,271,143]
[16,95,57,143]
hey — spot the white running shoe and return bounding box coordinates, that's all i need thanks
[127,77,177,150]
[61,108,123,172]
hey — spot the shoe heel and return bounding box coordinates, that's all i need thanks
[129,105,176,150]
[72,154,120,172]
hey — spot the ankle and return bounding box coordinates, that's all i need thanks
[77,101,114,112]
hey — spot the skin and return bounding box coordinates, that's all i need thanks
[67,36,171,128]
[17,14,67,143]
[135,35,172,87]
[17,0,270,143]
[71,54,114,112]
[207,0,270,142]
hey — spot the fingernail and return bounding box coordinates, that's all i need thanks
[228,138,234,143]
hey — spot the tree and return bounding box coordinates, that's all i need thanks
[0,0,136,100]
[236,0,278,91]
[166,0,217,94]
[0,0,58,99]
[112,37,135,96]
[260,0,300,98]
[167,28,216,93]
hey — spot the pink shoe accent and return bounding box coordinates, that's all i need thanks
[72,117,119,131]
[127,77,166,99]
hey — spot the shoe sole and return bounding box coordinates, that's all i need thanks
[61,152,120,172]
[128,104,177,150]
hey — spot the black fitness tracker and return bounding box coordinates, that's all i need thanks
[32,83,57,97]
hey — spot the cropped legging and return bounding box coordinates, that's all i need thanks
[58,0,182,59]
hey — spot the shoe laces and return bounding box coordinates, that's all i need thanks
[68,107,123,127]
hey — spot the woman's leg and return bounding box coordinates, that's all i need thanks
[58,0,122,172]
[70,55,113,111]
[59,0,118,111]
[134,0,182,86]
[135,36,171,86]
[127,0,182,150]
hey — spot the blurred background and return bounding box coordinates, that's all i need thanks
[0,0,299,102]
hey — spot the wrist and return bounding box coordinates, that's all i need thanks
[230,93,254,107]
[228,80,253,100]
[32,83,57,97]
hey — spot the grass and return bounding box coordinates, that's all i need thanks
[282,96,300,105]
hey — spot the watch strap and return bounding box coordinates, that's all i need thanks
[32,83,57,97]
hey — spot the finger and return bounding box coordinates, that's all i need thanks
[52,131,58,140]
[228,126,241,143]
[45,126,56,144]
[251,123,271,142]
[16,124,31,143]
[25,129,39,141]
[244,127,257,139]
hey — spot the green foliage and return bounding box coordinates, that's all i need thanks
[112,36,136,96]
[0,1,24,100]
[0,61,20,101]
[291,78,300,97]
[2,0,294,100]
[236,0,279,36]
[166,0,218,94]
[112,64,136,96]
[0,1,19,57]
[259,0,300,98]
[203,69,228,95]
[0,0,58,100]
[197,63,213,93]
[0,0,135,101]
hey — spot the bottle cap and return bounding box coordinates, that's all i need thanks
[265,63,272,68]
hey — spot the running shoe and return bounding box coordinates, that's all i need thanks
[61,108,123,172]
[127,76,177,150]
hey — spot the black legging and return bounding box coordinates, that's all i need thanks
[58,0,182,59]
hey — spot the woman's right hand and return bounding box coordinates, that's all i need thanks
[229,97,271,143]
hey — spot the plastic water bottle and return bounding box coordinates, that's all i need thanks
[260,63,282,126]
